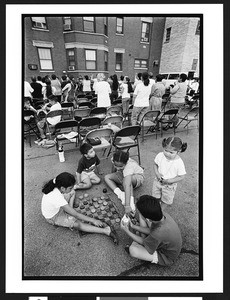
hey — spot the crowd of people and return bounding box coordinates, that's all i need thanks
[24,71,198,267]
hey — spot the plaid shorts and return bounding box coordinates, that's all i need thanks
[152,178,177,205]
[45,208,77,229]
[115,171,144,189]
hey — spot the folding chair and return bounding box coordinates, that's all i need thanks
[45,110,63,139]
[139,110,160,141]
[112,98,122,105]
[176,106,199,134]
[78,101,95,109]
[76,93,86,99]
[33,99,45,110]
[102,115,123,133]
[90,97,98,106]
[78,117,101,146]
[157,109,179,137]
[54,120,79,150]
[61,102,74,120]
[108,125,142,165]
[106,105,123,117]
[90,107,107,120]
[161,94,170,112]
[84,94,93,100]
[185,94,199,109]
[85,127,113,158]
[24,110,40,147]
[73,107,91,123]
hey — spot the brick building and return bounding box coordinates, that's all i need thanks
[24,16,200,82]
[160,17,200,78]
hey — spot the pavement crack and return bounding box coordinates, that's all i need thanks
[180,247,199,255]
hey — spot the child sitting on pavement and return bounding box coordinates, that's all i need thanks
[41,172,118,244]
[74,143,102,190]
[152,136,187,211]
[104,150,144,213]
[120,194,182,266]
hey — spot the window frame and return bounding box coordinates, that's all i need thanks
[115,53,123,71]
[85,49,97,70]
[134,58,148,69]
[195,20,200,35]
[63,17,72,31]
[116,17,124,34]
[191,58,198,70]
[104,51,108,71]
[165,27,172,43]
[83,17,95,33]
[141,21,150,43]
[67,49,76,67]
[104,17,108,36]
[31,17,48,30]
[37,47,53,70]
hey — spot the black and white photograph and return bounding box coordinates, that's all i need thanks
[5,2,223,295]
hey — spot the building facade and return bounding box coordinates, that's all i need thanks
[160,17,200,78]
[24,16,165,82]
[24,16,200,83]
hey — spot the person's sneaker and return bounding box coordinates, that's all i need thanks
[34,138,43,144]
[37,138,47,146]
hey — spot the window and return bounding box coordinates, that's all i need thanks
[116,17,124,34]
[104,17,108,36]
[134,59,148,68]
[85,49,96,70]
[115,53,123,71]
[83,17,95,32]
[165,27,171,42]
[31,17,47,30]
[38,48,53,70]
[67,49,75,69]
[63,17,72,31]
[141,22,150,42]
[104,51,108,71]
[191,59,198,70]
[195,20,200,35]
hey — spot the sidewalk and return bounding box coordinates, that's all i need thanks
[24,125,199,277]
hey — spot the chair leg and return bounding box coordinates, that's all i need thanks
[137,142,141,165]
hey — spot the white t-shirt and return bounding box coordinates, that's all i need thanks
[133,82,151,107]
[41,188,68,219]
[83,79,91,92]
[123,158,144,177]
[149,78,156,88]
[47,102,62,125]
[121,82,130,98]
[155,152,186,180]
[24,81,34,97]
[95,81,111,107]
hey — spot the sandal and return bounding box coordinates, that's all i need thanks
[109,225,119,245]
[124,244,130,254]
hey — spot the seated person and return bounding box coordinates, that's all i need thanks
[121,195,182,266]
[104,150,144,213]
[35,95,62,145]
[74,143,102,190]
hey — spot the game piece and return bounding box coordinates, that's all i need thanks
[84,193,89,198]
[83,200,88,205]
[103,188,107,193]
[92,197,98,202]
[100,196,105,200]
[93,203,99,208]
[90,208,96,213]
[103,201,107,206]
[98,199,102,204]
[79,195,84,200]
[116,218,121,223]
[100,206,105,211]
[74,203,79,208]
[80,205,85,209]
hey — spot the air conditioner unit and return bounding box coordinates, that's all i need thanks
[64,24,71,31]
[35,22,46,29]
[142,37,149,42]
[68,65,75,71]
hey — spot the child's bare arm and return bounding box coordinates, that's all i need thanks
[76,172,81,184]
[153,162,162,180]
[131,223,151,235]
[120,222,144,244]
[162,174,185,184]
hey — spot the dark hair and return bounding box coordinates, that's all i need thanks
[42,172,76,194]
[113,150,129,164]
[45,80,53,97]
[137,73,142,80]
[51,74,57,80]
[136,195,163,221]
[62,75,67,81]
[120,75,124,81]
[180,73,187,82]
[126,77,133,93]
[84,75,89,80]
[80,142,93,155]
[42,77,46,83]
[149,72,154,78]
[156,74,163,82]
[112,74,119,91]
[37,76,42,81]
[142,72,150,86]
[162,136,187,152]
[48,94,58,102]
[31,76,36,82]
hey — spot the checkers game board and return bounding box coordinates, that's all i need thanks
[74,193,121,227]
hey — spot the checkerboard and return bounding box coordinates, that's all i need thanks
[74,193,121,227]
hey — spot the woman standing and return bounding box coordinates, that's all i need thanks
[131,72,151,125]
[94,73,111,107]
[82,75,92,92]
[110,74,119,103]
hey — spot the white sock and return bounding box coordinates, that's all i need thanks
[114,187,122,197]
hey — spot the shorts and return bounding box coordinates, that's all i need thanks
[131,241,159,264]
[81,170,98,182]
[115,171,144,189]
[45,208,77,229]
[152,178,177,205]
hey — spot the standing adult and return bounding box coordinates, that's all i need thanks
[94,73,111,108]
[24,81,34,101]
[149,72,156,88]
[149,74,166,111]
[82,75,92,92]
[120,76,131,116]
[110,74,119,103]
[131,72,151,125]
[51,74,62,103]
[30,76,43,100]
